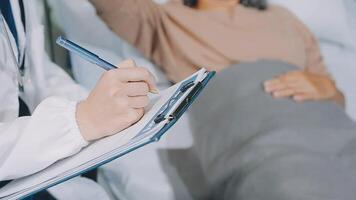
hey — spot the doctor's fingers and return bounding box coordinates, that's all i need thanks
[129,108,145,123]
[118,59,137,68]
[127,96,150,109]
[125,82,149,96]
[111,67,157,92]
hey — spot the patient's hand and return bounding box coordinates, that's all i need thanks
[264,70,344,105]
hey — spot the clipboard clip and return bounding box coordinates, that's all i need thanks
[153,79,205,124]
[154,81,195,124]
[137,70,215,139]
[169,82,203,121]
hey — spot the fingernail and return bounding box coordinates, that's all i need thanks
[149,88,160,94]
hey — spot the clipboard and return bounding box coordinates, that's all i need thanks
[0,69,215,200]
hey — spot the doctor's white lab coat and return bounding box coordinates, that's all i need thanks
[0,1,109,199]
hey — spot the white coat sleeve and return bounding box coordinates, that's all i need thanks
[0,41,90,180]
[0,0,92,181]
[0,97,89,180]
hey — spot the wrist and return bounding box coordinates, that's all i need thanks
[331,90,345,107]
[321,77,338,100]
[76,101,98,142]
[323,77,345,106]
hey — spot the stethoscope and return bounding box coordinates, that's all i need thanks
[0,10,26,92]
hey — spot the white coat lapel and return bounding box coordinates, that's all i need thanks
[21,1,47,110]
[9,0,26,63]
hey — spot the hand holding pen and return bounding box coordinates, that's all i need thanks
[56,37,159,141]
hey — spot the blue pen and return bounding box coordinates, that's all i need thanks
[56,36,116,71]
[56,36,159,94]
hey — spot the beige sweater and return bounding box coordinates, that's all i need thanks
[90,0,327,82]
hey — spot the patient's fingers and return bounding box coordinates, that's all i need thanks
[265,71,325,102]
[272,71,306,85]
[272,88,296,98]
[264,79,285,92]
[279,70,304,81]
[264,82,286,93]
[264,78,280,85]
[293,93,313,102]
[264,79,299,93]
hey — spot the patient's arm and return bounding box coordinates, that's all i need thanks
[264,71,345,107]
[276,6,328,75]
[89,0,162,59]
[264,7,345,106]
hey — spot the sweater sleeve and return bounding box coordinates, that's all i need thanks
[292,17,329,76]
[276,6,329,76]
[272,6,328,76]
[89,0,163,59]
